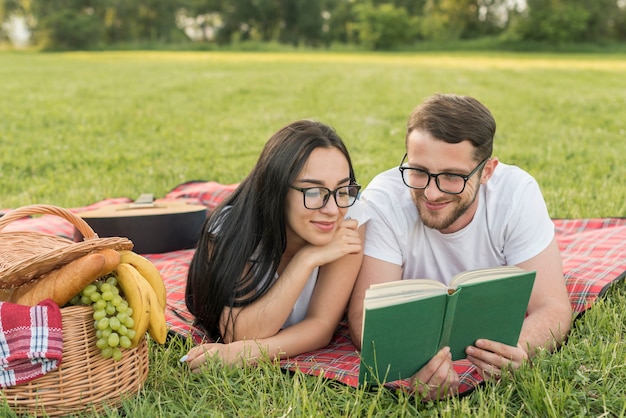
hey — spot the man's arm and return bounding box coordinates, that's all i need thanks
[347,255,402,349]
[517,237,572,352]
[466,237,572,375]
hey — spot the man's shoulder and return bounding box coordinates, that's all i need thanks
[361,167,415,222]
[362,167,409,205]
[486,162,540,198]
[364,166,404,193]
[490,162,537,184]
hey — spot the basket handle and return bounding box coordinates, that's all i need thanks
[0,204,98,240]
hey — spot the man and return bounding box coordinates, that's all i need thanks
[348,93,572,400]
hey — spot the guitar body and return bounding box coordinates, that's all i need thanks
[74,202,207,254]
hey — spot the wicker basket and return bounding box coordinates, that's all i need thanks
[0,204,133,289]
[1,307,150,416]
[0,205,149,416]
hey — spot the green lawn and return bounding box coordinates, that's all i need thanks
[1,51,625,417]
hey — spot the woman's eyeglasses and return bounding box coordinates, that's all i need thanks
[289,184,361,210]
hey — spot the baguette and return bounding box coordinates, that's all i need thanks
[98,248,122,276]
[10,252,111,307]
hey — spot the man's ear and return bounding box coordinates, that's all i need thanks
[480,157,499,184]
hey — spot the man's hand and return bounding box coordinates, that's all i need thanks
[409,347,460,401]
[465,339,529,380]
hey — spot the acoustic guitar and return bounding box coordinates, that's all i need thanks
[74,194,207,254]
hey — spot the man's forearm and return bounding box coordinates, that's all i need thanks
[518,306,572,356]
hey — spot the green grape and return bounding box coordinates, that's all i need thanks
[112,347,123,362]
[116,312,129,324]
[100,283,112,294]
[89,292,102,303]
[105,303,116,316]
[80,295,92,305]
[124,316,135,329]
[118,325,128,336]
[105,275,117,287]
[108,332,120,348]
[96,338,109,350]
[97,317,109,331]
[126,329,136,340]
[111,294,123,307]
[101,328,112,338]
[109,317,121,331]
[116,302,129,313]
[94,299,107,311]
[101,347,113,359]
[82,284,97,297]
[93,309,107,321]
[120,335,132,349]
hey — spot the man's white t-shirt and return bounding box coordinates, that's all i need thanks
[361,162,554,286]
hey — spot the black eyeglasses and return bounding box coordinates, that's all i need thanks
[398,154,488,194]
[289,184,361,210]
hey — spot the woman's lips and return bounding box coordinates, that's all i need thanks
[312,221,336,232]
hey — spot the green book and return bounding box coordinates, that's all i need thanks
[358,266,536,387]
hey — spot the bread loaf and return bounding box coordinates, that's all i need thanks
[9,249,122,307]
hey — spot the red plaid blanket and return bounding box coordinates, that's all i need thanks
[0,299,63,387]
[3,181,625,395]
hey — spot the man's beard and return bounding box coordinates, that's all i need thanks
[412,186,480,232]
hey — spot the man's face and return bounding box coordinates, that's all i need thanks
[405,130,494,234]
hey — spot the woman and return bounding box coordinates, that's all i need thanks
[183,120,365,372]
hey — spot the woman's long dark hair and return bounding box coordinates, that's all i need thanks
[185,120,356,341]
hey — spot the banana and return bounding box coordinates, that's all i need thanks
[145,280,168,344]
[115,263,151,348]
[119,250,166,311]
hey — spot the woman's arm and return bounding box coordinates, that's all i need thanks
[186,225,365,369]
[221,219,362,342]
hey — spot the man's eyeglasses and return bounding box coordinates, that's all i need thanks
[290,184,361,210]
[398,154,488,195]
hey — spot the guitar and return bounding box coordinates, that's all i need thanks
[74,195,207,254]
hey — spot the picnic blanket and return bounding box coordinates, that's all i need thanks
[2,181,625,395]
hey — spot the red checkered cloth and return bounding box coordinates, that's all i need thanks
[0,299,64,388]
[4,182,625,395]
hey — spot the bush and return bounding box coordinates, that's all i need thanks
[39,9,104,50]
[354,3,417,50]
[507,1,593,43]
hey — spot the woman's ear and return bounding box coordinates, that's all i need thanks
[480,157,499,184]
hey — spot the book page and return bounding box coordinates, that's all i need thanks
[450,265,526,287]
[368,278,447,293]
[364,279,447,309]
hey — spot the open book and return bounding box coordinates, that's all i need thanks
[358,265,536,386]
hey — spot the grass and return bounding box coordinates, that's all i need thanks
[1,51,625,416]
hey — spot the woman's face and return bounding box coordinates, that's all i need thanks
[284,146,351,249]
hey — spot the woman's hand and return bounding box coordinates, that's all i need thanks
[304,218,362,267]
[183,340,260,373]
[465,339,529,380]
